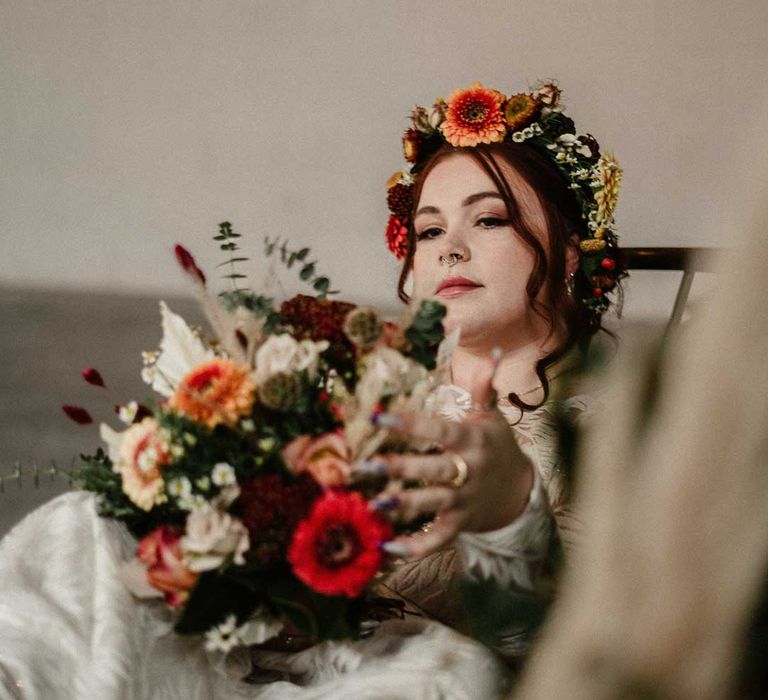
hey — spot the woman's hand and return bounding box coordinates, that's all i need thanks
[365,360,533,559]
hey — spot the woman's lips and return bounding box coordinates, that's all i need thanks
[436,276,482,297]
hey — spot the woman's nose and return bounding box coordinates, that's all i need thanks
[437,226,470,261]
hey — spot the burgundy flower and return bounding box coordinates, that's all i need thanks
[386,182,414,222]
[237,473,322,565]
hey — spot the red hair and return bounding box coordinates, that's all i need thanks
[397,141,610,411]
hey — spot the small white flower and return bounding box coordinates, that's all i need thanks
[556,152,566,161]
[240,418,255,433]
[522,126,534,139]
[557,133,578,147]
[141,367,156,384]
[532,122,543,135]
[546,143,558,150]
[170,443,185,458]
[137,446,160,472]
[168,477,192,501]
[257,437,276,452]
[512,131,525,143]
[118,401,139,425]
[204,615,241,653]
[183,432,197,446]
[196,476,211,492]
[211,462,236,487]
[141,350,158,365]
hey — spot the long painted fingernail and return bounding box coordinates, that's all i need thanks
[371,495,400,512]
[380,541,409,557]
[371,413,404,429]
[355,459,389,476]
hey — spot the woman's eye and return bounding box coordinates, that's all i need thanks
[416,227,443,241]
[476,217,509,228]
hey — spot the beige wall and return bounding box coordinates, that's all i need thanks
[2,1,767,319]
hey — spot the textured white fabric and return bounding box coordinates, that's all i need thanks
[0,493,505,700]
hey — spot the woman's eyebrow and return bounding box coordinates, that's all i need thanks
[415,191,504,218]
[462,191,505,207]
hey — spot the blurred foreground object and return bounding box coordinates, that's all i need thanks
[515,196,768,698]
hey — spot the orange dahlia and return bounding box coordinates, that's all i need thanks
[504,93,538,131]
[169,358,255,429]
[441,83,507,147]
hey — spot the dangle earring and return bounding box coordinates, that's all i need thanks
[565,271,575,297]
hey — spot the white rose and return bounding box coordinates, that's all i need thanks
[254,334,300,382]
[254,334,328,384]
[181,504,250,572]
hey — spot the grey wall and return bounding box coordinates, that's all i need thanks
[2,1,767,316]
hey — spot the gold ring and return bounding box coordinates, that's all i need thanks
[447,451,469,488]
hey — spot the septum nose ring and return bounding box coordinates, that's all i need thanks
[440,253,464,267]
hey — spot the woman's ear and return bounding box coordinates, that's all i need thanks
[566,234,580,275]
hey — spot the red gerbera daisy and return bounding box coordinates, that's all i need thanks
[441,82,507,147]
[385,215,409,260]
[288,491,392,598]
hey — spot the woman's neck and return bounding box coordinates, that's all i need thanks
[450,333,558,401]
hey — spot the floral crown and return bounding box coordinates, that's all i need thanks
[385,81,625,318]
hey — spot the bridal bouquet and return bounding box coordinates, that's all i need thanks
[65,223,449,652]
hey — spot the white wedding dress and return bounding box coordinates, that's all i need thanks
[0,392,591,700]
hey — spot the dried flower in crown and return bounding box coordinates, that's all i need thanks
[384,79,627,319]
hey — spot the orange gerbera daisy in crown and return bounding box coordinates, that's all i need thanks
[169,358,255,429]
[441,82,507,147]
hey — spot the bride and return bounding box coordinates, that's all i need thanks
[0,81,623,699]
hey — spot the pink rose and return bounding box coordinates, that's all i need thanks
[281,431,352,488]
[137,526,198,607]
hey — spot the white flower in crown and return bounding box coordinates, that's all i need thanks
[253,334,329,385]
[181,503,250,572]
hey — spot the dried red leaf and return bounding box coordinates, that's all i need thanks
[174,244,206,285]
[62,405,93,425]
[81,367,105,388]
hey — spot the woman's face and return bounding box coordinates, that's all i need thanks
[411,152,551,352]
